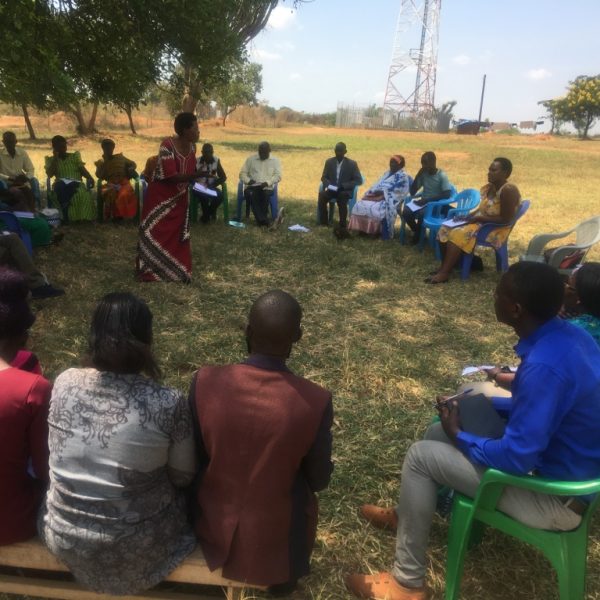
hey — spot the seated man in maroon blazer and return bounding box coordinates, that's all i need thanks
[189,290,333,595]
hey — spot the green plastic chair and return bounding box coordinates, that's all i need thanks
[445,468,600,600]
[188,181,229,223]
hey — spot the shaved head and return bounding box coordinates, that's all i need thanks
[246,290,302,357]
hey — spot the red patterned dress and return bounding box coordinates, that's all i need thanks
[136,138,196,282]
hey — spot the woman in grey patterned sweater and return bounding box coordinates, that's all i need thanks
[39,293,196,594]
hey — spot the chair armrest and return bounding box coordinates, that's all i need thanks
[545,244,588,267]
[447,207,472,219]
[525,229,575,256]
[474,469,600,512]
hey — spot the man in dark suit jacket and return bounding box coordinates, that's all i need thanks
[318,142,362,233]
[189,290,333,595]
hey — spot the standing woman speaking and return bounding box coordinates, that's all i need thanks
[136,112,201,283]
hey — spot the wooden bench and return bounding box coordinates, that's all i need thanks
[0,538,262,600]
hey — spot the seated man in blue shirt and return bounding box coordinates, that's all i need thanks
[401,151,452,244]
[346,261,600,600]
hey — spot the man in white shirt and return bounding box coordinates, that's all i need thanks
[0,132,39,207]
[239,141,282,226]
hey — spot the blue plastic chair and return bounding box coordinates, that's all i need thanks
[0,211,33,255]
[399,184,456,245]
[460,199,530,281]
[421,188,480,259]
[236,181,278,222]
[316,176,363,225]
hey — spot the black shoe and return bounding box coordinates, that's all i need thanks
[334,226,350,239]
[268,580,298,597]
[31,284,65,299]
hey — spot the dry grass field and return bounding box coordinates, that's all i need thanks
[2,116,600,600]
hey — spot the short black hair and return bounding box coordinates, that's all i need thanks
[0,267,35,339]
[201,143,213,152]
[493,157,513,177]
[88,292,160,379]
[575,262,600,318]
[51,135,66,148]
[101,138,115,148]
[506,262,564,321]
[422,151,436,162]
[2,131,15,141]
[335,142,347,151]
[174,112,197,136]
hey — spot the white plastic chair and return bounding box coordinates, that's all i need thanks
[521,215,600,274]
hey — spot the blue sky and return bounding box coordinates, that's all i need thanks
[250,0,600,125]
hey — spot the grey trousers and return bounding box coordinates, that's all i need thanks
[0,233,47,289]
[391,423,581,588]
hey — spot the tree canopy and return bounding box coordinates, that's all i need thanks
[0,0,303,136]
[212,60,263,126]
[543,75,600,139]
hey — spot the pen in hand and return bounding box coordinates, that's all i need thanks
[432,388,474,410]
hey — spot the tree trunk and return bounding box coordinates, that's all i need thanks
[21,104,36,140]
[181,92,199,113]
[70,104,89,135]
[87,101,99,133]
[125,105,137,135]
[222,107,236,127]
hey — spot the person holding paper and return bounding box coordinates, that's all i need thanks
[346,262,600,600]
[317,142,362,235]
[348,155,409,237]
[401,151,453,243]
[137,112,202,282]
[239,141,282,227]
[95,138,138,221]
[426,157,521,284]
[0,131,40,207]
[44,136,95,223]
[192,143,227,223]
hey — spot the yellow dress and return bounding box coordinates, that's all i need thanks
[438,182,521,252]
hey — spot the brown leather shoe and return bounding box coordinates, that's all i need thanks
[345,572,426,600]
[360,504,398,531]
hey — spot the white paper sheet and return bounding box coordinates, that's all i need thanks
[288,224,311,232]
[461,365,517,376]
[327,184,338,192]
[404,199,423,212]
[442,218,468,228]
[193,183,218,197]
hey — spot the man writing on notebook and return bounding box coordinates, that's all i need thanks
[345,262,600,600]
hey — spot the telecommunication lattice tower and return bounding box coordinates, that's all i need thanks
[383,0,441,116]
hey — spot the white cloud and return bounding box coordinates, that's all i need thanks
[452,54,471,66]
[527,68,552,80]
[374,91,385,100]
[250,48,282,61]
[289,73,302,81]
[268,6,296,30]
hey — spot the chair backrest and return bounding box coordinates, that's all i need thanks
[574,215,600,247]
[453,188,480,212]
[510,199,530,227]
[422,185,458,219]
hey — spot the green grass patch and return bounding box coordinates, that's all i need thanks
[4,126,600,600]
